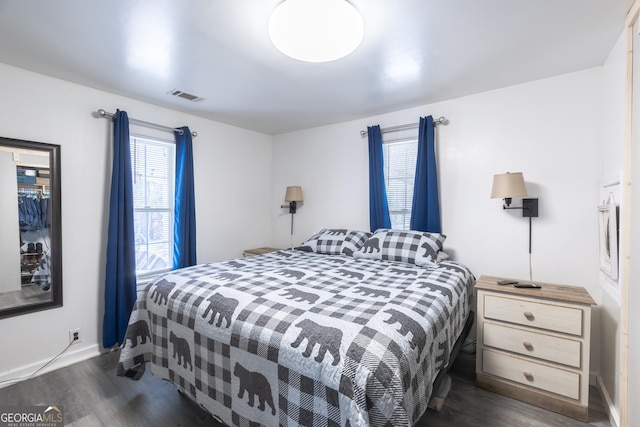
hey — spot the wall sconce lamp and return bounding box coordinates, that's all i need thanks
[490,172,539,218]
[491,172,539,281]
[281,186,303,235]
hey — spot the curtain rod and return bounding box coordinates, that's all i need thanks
[96,109,198,137]
[359,116,447,137]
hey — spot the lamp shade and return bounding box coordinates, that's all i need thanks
[268,0,364,62]
[285,186,304,202]
[490,172,528,199]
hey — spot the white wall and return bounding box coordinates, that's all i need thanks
[272,67,604,369]
[273,68,602,285]
[0,63,273,381]
[628,17,640,427]
[599,30,626,423]
[271,121,370,247]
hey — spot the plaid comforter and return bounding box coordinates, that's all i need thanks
[117,250,474,426]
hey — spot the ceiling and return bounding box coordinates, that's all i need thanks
[0,0,633,135]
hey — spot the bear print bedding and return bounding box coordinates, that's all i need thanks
[117,249,474,427]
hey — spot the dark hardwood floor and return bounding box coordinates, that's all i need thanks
[0,349,611,426]
[416,352,611,427]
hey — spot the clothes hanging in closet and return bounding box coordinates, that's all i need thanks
[18,194,49,231]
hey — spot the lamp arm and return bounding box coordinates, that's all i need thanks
[501,198,538,218]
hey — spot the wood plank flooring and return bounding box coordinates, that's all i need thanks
[0,349,612,426]
[0,284,51,309]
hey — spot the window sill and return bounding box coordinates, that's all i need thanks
[136,269,171,288]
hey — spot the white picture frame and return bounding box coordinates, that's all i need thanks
[598,194,618,280]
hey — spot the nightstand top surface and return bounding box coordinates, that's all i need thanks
[243,247,281,255]
[476,275,596,306]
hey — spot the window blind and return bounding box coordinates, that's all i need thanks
[130,135,175,275]
[383,139,417,230]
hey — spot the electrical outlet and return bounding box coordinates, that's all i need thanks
[69,328,81,344]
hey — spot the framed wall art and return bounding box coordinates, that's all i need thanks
[598,193,619,280]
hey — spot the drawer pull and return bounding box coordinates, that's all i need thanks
[523,370,534,381]
[523,310,535,321]
[522,341,534,351]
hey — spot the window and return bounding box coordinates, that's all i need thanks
[383,139,417,230]
[130,135,175,276]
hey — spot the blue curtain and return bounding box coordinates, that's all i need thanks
[173,127,197,269]
[367,125,391,232]
[103,110,137,348]
[410,116,441,233]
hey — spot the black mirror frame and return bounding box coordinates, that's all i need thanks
[0,136,62,319]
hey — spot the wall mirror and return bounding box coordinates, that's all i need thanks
[0,136,61,319]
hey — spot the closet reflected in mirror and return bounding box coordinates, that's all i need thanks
[0,137,61,319]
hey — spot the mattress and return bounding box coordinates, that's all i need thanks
[117,249,474,426]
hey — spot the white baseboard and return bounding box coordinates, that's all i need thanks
[597,374,620,427]
[0,343,102,389]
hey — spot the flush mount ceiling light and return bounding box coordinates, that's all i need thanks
[268,0,364,62]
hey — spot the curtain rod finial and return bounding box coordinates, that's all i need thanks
[93,109,110,119]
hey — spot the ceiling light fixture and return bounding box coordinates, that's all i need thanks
[268,0,364,63]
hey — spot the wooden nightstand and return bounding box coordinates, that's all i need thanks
[475,275,596,421]
[242,247,280,257]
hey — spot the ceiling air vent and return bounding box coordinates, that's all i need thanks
[168,89,204,102]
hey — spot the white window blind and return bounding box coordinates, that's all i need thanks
[130,135,175,276]
[383,139,417,230]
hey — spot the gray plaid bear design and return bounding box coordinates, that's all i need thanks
[226,260,246,268]
[361,237,380,253]
[169,331,193,371]
[389,267,418,276]
[202,293,239,327]
[291,319,343,366]
[278,269,305,280]
[150,279,176,305]
[212,272,241,282]
[384,308,426,362]
[124,320,150,348]
[353,286,390,299]
[234,363,276,415]
[326,229,347,235]
[336,269,364,281]
[418,282,454,306]
[435,329,450,365]
[324,257,348,265]
[421,241,438,259]
[440,262,468,277]
[280,288,319,304]
[342,247,355,256]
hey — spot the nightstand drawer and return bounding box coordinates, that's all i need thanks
[482,349,580,400]
[483,322,581,368]
[484,294,583,336]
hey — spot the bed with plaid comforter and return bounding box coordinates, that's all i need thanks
[117,249,474,426]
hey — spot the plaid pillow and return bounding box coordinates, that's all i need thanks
[295,229,371,256]
[353,229,446,267]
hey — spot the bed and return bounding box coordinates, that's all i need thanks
[117,229,475,426]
